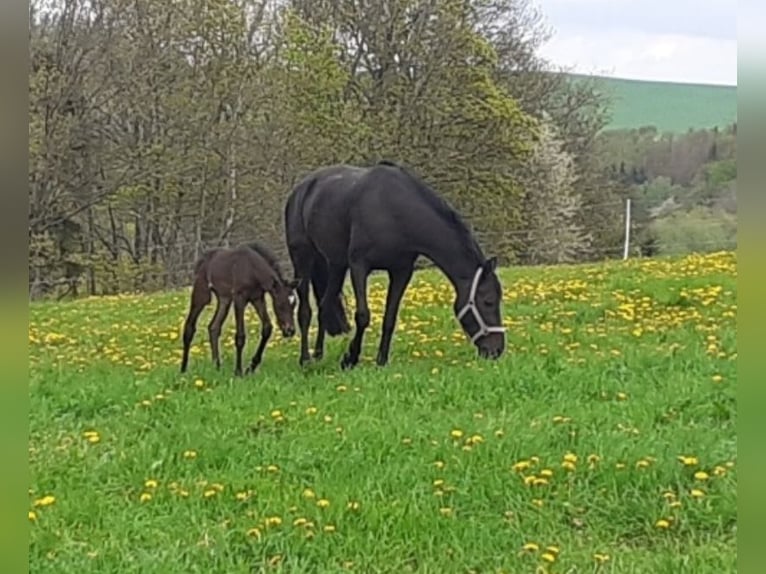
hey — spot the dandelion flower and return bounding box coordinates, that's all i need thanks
[323,524,336,533]
[305,406,317,415]
[694,471,709,481]
[317,498,330,508]
[28,511,37,521]
[246,527,262,540]
[347,501,360,511]
[33,495,55,507]
[593,553,610,563]
[439,507,453,516]
[194,379,205,388]
[139,492,152,502]
[264,516,282,527]
[678,455,699,466]
[690,488,705,499]
[562,461,576,471]
[270,410,282,418]
[521,542,539,552]
[655,519,670,529]
[434,460,445,469]
[183,450,197,459]
[303,488,316,499]
[540,469,553,478]
[450,429,464,439]
[512,460,531,472]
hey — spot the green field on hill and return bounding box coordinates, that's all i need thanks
[574,75,737,133]
[29,252,736,573]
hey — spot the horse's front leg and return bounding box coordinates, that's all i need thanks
[341,262,370,370]
[246,297,272,374]
[376,264,414,367]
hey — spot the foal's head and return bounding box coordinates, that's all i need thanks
[270,278,299,338]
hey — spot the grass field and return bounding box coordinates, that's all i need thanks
[28,251,737,573]
[570,74,738,133]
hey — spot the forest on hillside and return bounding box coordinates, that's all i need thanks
[28,0,737,299]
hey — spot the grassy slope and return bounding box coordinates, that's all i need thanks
[571,74,737,133]
[29,252,737,573]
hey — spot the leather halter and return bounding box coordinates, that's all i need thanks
[456,265,506,344]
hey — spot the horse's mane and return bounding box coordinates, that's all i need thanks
[376,160,485,262]
[245,240,287,282]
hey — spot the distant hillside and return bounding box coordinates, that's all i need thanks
[570,74,737,133]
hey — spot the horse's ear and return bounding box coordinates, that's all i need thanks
[483,256,498,273]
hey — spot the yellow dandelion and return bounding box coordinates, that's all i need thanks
[434,460,445,469]
[346,501,360,511]
[266,464,279,473]
[532,499,544,508]
[690,488,705,499]
[712,374,723,383]
[139,492,152,502]
[293,517,307,527]
[670,501,682,509]
[235,491,250,501]
[593,553,610,563]
[401,437,412,445]
[540,468,554,478]
[439,507,453,516]
[678,455,699,466]
[246,527,262,540]
[270,409,282,418]
[562,461,576,471]
[655,519,670,529]
[183,450,197,459]
[194,379,205,388]
[521,542,539,552]
[523,475,536,485]
[587,454,601,464]
[495,429,504,438]
[713,465,727,476]
[305,406,318,415]
[336,384,347,392]
[317,498,330,508]
[636,459,650,469]
[563,452,578,463]
[323,524,336,533]
[433,479,445,487]
[203,489,217,498]
[303,488,316,499]
[28,511,37,521]
[533,477,549,486]
[264,516,282,527]
[33,495,56,507]
[512,460,531,472]
[694,471,709,481]
[450,429,464,439]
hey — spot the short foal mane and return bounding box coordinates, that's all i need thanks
[376,160,485,264]
[245,240,287,283]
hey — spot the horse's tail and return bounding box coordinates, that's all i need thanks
[313,260,351,337]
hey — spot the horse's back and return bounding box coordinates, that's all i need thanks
[287,164,367,265]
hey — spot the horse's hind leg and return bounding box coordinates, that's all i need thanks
[181,276,212,373]
[245,296,272,374]
[208,295,232,369]
[232,294,248,376]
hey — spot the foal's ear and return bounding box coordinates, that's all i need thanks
[483,256,498,273]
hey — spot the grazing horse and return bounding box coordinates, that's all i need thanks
[284,160,506,369]
[180,240,299,376]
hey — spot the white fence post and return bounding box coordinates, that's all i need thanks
[623,198,632,260]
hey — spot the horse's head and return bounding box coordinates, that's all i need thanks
[271,278,300,338]
[454,257,505,360]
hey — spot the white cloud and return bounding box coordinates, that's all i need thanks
[533,0,737,85]
[538,30,737,86]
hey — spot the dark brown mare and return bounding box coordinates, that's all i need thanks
[284,160,506,370]
[180,241,299,376]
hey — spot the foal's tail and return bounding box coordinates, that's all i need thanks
[311,260,351,337]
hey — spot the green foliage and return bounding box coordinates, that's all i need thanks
[651,207,736,256]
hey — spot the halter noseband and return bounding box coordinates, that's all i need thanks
[455,265,506,344]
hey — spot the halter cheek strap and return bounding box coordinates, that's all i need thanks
[456,265,506,344]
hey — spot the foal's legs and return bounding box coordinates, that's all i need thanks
[208,295,232,369]
[376,264,415,367]
[180,276,212,373]
[232,294,248,376]
[341,261,370,370]
[245,296,273,374]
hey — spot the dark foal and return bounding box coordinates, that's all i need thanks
[180,241,298,376]
[284,160,506,370]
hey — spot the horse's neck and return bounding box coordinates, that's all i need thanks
[418,221,481,290]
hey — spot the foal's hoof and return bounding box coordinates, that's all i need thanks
[340,353,357,370]
[299,355,312,367]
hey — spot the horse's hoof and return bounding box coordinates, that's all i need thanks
[375,355,388,367]
[299,356,311,367]
[340,353,356,370]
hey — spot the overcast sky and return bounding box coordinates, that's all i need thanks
[534,0,737,86]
